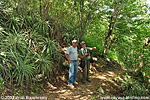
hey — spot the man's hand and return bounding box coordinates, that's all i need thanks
[68,60,72,65]
[90,47,96,50]
[84,53,88,56]
[65,54,72,64]
[80,53,88,59]
[93,47,96,50]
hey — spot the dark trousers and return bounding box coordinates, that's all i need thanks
[82,60,90,81]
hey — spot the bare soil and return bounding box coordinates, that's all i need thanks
[44,60,126,100]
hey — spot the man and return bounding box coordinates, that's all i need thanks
[65,40,78,89]
[79,41,96,84]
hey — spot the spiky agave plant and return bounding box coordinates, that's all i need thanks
[32,35,62,78]
[0,0,62,88]
[0,29,36,86]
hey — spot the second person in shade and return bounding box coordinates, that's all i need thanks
[79,41,96,84]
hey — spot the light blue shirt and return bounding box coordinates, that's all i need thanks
[66,46,78,60]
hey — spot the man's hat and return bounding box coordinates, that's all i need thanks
[80,41,86,45]
[72,40,78,43]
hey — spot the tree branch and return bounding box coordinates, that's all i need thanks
[112,0,124,32]
[80,0,99,41]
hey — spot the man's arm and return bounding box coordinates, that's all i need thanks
[65,53,71,64]
[89,47,96,51]
[80,53,88,59]
[79,50,87,59]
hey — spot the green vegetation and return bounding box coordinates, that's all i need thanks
[0,0,150,97]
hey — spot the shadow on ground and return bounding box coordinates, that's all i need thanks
[45,58,126,99]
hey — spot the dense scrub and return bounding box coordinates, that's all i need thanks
[0,0,150,97]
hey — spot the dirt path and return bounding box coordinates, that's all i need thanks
[45,62,126,100]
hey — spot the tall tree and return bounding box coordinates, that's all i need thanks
[138,37,150,72]
[78,0,101,42]
[102,0,124,57]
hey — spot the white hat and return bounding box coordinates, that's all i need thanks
[80,41,86,45]
[72,40,78,43]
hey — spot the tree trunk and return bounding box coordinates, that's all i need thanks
[39,0,42,17]
[102,0,124,57]
[137,37,150,72]
[80,0,84,42]
[79,0,97,43]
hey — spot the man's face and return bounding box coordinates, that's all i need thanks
[72,42,78,47]
[81,43,86,48]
